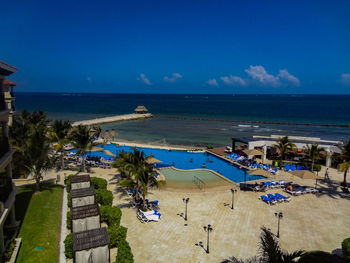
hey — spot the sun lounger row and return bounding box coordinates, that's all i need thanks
[285,164,309,172]
[284,185,319,195]
[259,193,291,205]
[137,209,162,223]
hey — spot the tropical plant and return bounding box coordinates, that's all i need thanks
[70,125,97,172]
[49,120,72,170]
[222,227,304,263]
[10,111,53,189]
[114,149,163,205]
[336,141,350,186]
[304,144,325,172]
[273,137,295,168]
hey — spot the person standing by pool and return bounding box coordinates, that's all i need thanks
[325,168,329,181]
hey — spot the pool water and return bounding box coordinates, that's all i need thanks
[85,144,265,183]
[160,167,231,189]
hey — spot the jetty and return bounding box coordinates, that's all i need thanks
[72,113,153,126]
[72,105,153,126]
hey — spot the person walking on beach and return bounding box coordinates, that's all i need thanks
[325,168,329,181]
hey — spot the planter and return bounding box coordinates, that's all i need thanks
[5,238,21,263]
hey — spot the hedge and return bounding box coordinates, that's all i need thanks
[96,189,114,206]
[64,174,76,192]
[108,225,127,248]
[342,237,350,260]
[64,233,73,259]
[67,211,71,230]
[115,239,134,263]
[100,205,122,227]
[91,177,107,190]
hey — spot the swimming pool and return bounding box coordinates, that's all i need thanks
[80,144,265,183]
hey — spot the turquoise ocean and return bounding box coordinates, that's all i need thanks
[15,93,350,146]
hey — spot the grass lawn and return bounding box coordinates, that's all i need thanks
[15,183,63,263]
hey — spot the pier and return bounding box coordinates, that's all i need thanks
[72,113,153,126]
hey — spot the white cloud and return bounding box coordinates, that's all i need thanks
[207,78,219,86]
[278,69,300,86]
[244,65,299,87]
[340,73,350,85]
[245,65,280,86]
[163,73,183,83]
[220,75,246,86]
[138,73,152,86]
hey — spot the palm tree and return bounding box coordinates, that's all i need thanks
[222,227,304,263]
[70,125,95,172]
[273,136,295,168]
[50,120,72,170]
[26,124,54,191]
[258,227,304,263]
[114,149,163,205]
[304,144,325,172]
[336,141,350,186]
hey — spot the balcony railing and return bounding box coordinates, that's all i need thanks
[0,177,13,203]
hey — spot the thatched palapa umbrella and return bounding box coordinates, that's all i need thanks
[248,169,272,178]
[146,157,162,164]
[243,149,264,156]
[289,170,322,180]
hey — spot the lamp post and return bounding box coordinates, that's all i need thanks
[230,188,237,209]
[274,212,283,238]
[203,224,213,254]
[182,197,189,221]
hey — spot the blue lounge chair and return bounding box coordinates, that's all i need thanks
[297,165,302,171]
[260,195,276,205]
[267,194,282,202]
[291,164,296,171]
[270,168,278,175]
[275,193,291,202]
[285,164,290,171]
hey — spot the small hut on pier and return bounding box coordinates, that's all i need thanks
[71,187,95,208]
[134,105,148,114]
[71,203,100,233]
[73,227,110,263]
[70,174,91,190]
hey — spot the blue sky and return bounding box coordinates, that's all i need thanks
[2,0,350,94]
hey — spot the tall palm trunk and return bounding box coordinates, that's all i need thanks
[35,172,41,191]
[82,156,86,172]
[311,158,314,172]
[61,153,65,170]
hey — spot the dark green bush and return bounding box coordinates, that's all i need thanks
[101,205,122,227]
[67,211,71,230]
[206,145,213,149]
[299,251,347,263]
[96,189,113,206]
[312,163,321,172]
[115,239,134,263]
[64,174,75,192]
[342,237,350,260]
[64,233,73,259]
[2,238,16,262]
[108,225,127,248]
[67,193,71,207]
[91,177,107,190]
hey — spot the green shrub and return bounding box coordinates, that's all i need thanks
[2,238,16,262]
[65,174,75,192]
[64,233,73,259]
[312,164,321,172]
[108,225,127,248]
[67,211,71,230]
[91,177,107,190]
[298,251,346,263]
[115,239,134,263]
[67,193,71,207]
[101,205,122,227]
[96,189,113,206]
[206,145,213,149]
[342,237,350,260]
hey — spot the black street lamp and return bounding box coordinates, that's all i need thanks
[182,197,190,221]
[203,224,213,254]
[274,212,283,238]
[230,188,237,209]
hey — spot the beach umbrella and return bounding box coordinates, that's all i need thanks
[243,149,264,156]
[103,150,116,157]
[289,170,322,180]
[248,169,272,177]
[146,157,163,164]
